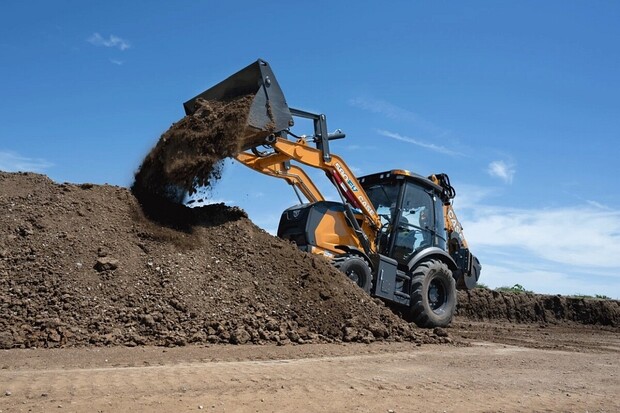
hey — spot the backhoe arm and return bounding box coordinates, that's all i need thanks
[444,204,469,249]
[429,173,480,288]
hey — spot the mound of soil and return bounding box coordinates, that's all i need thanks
[456,289,620,327]
[0,172,438,349]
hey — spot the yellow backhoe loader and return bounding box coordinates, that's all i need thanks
[184,59,481,328]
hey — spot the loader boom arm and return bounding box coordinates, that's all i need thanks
[236,150,325,203]
[236,136,382,231]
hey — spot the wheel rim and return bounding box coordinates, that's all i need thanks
[428,278,447,314]
[346,269,362,287]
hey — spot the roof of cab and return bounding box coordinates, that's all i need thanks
[358,169,443,193]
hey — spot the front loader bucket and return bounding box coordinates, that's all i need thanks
[183,59,293,151]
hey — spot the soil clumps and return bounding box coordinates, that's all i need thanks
[132,96,267,203]
[131,96,278,227]
[0,172,435,349]
[456,289,619,327]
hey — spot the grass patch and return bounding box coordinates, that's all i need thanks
[495,284,533,294]
[568,294,612,300]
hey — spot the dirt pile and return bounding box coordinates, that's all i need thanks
[456,289,620,327]
[0,172,438,349]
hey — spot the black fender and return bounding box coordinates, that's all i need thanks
[407,247,457,273]
[335,245,373,270]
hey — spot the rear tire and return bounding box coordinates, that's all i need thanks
[408,259,456,328]
[333,255,372,294]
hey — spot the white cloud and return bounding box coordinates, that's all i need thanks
[456,195,620,297]
[487,160,515,183]
[109,59,124,66]
[465,205,620,268]
[349,97,448,137]
[0,150,53,172]
[350,97,419,121]
[349,165,363,175]
[346,144,377,151]
[377,129,463,156]
[87,33,130,51]
[586,199,612,210]
[450,184,501,210]
[477,263,617,298]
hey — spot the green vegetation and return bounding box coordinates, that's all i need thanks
[568,294,612,300]
[495,284,533,294]
[472,283,614,299]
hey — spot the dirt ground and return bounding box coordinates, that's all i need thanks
[1,319,618,413]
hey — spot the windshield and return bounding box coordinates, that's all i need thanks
[389,183,434,261]
[365,182,400,254]
[364,182,399,225]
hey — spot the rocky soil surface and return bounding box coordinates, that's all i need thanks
[0,172,438,349]
[457,288,619,326]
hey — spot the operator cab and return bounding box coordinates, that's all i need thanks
[359,170,447,267]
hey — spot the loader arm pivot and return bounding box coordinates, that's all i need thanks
[276,138,380,228]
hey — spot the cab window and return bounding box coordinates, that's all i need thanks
[392,183,435,263]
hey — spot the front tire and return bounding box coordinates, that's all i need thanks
[408,259,456,328]
[333,255,372,294]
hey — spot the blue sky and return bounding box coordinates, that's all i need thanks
[1,1,619,298]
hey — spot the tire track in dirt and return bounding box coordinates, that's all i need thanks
[1,342,618,413]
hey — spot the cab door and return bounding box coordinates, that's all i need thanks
[391,183,442,264]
